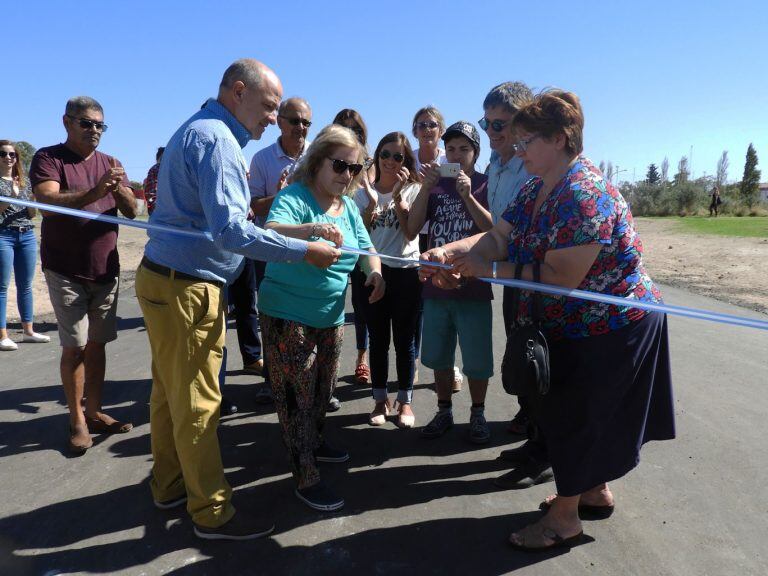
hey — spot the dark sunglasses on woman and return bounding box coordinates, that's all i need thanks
[478,117,508,133]
[0,151,17,159]
[329,157,363,176]
[380,150,404,163]
[280,115,312,128]
[417,121,439,130]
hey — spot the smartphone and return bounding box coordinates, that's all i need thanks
[439,163,461,178]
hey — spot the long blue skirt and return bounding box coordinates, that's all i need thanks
[532,311,676,496]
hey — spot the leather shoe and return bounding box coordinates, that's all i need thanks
[494,461,554,490]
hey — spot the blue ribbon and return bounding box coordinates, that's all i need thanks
[6,196,768,332]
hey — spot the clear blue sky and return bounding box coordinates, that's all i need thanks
[5,0,767,185]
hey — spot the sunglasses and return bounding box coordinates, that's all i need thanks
[379,150,404,163]
[513,134,541,153]
[0,151,17,159]
[67,115,108,132]
[329,157,363,176]
[417,121,439,130]
[279,115,312,128]
[478,117,509,132]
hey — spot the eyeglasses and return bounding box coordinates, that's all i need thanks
[478,117,509,133]
[379,150,404,163]
[0,151,17,159]
[67,115,108,132]
[417,121,439,130]
[329,157,363,176]
[513,134,540,153]
[279,115,312,128]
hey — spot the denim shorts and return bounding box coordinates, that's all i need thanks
[420,298,493,380]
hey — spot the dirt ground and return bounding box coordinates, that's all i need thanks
[4,217,768,325]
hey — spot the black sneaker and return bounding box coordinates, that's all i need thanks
[193,513,275,541]
[498,441,535,464]
[493,461,554,490]
[468,414,491,444]
[295,481,344,512]
[420,410,454,438]
[254,384,274,405]
[153,494,187,510]
[315,442,349,463]
[221,397,238,415]
[327,395,341,412]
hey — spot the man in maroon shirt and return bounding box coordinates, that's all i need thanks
[30,96,138,454]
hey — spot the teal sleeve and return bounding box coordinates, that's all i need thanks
[349,197,373,250]
[266,184,309,225]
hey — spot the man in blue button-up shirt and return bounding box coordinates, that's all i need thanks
[135,58,339,542]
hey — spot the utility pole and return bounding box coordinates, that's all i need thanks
[690,145,694,179]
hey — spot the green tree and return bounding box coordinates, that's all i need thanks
[661,156,669,182]
[673,156,689,185]
[14,141,36,177]
[739,143,761,208]
[645,163,661,185]
[715,150,729,188]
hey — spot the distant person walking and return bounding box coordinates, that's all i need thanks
[143,147,164,215]
[0,140,50,350]
[709,185,722,217]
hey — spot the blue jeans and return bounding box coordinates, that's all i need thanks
[0,228,37,328]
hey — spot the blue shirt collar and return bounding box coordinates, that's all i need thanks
[490,151,524,174]
[204,98,251,148]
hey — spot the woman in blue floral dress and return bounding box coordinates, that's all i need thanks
[420,90,675,551]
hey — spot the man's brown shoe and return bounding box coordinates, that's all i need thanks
[194,513,275,541]
[243,359,264,376]
[69,424,93,454]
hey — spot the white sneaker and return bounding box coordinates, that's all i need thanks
[23,332,51,343]
[0,338,18,351]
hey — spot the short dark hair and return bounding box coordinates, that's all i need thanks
[65,96,103,117]
[219,59,264,90]
[482,82,532,114]
[278,97,311,116]
[156,147,165,162]
[512,89,585,157]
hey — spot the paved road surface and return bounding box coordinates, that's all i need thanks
[1,284,766,575]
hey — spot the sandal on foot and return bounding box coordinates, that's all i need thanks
[68,424,93,453]
[86,416,133,434]
[354,363,370,385]
[539,496,614,520]
[508,524,584,552]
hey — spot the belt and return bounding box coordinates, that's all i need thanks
[140,257,224,287]
[4,225,34,233]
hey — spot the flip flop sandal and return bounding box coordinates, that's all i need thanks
[539,499,615,520]
[86,417,133,434]
[508,527,584,552]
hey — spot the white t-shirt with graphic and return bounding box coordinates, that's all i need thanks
[368,182,421,268]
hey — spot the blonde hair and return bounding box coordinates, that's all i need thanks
[292,124,365,196]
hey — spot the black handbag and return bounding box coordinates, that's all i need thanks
[501,261,551,396]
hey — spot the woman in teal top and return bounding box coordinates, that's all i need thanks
[259,124,385,513]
